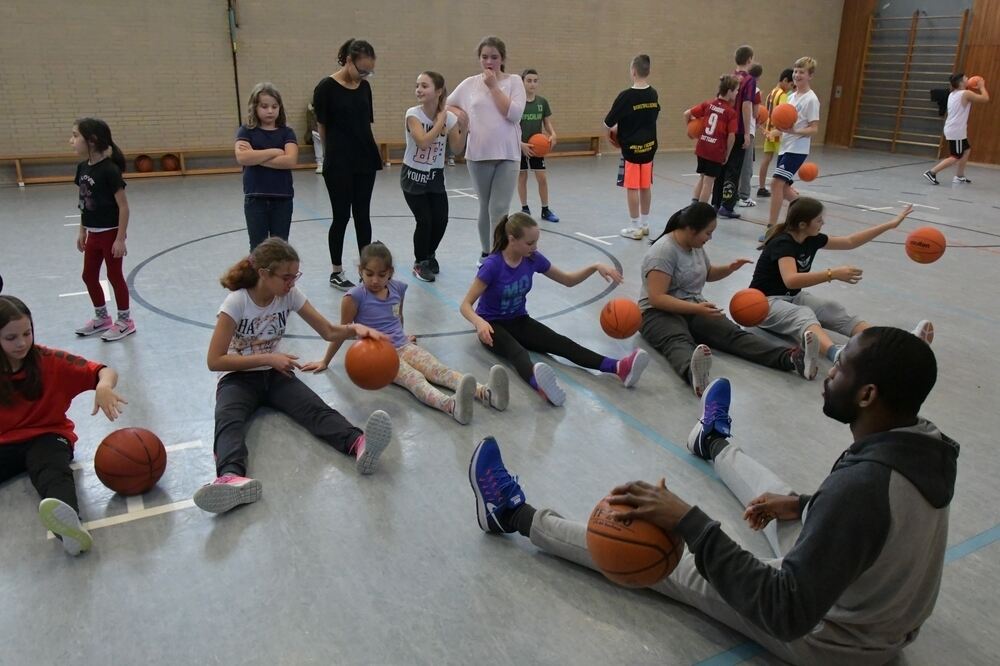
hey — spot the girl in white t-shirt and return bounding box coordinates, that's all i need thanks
[194,238,393,515]
[401,71,467,282]
[924,73,990,185]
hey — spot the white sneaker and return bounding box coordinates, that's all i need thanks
[620,225,644,240]
[913,320,934,345]
[482,365,510,411]
[452,374,476,425]
[739,198,757,207]
[315,165,323,174]
[640,223,650,236]
[800,330,820,380]
[690,344,713,397]
[38,498,92,555]
[532,362,566,406]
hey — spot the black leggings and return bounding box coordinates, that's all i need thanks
[323,168,377,267]
[0,434,78,512]
[485,315,606,383]
[404,190,449,263]
[711,135,746,210]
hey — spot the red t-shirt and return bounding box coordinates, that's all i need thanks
[0,346,104,446]
[690,98,739,163]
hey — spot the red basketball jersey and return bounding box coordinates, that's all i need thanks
[690,98,738,163]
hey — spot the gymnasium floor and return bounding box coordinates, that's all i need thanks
[1,146,997,665]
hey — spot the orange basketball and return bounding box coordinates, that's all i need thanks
[967,75,984,91]
[729,288,769,327]
[686,117,705,140]
[771,103,797,131]
[608,128,620,149]
[600,298,642,339]
[344,338,400,390]
[161,153,180,171]
[94,428,167,496]
[905,227,947,264]
[528,133,551,157]
[797,162,819,182]
[134,155,154,173]
[756,105,769,126]
[586,497,685,587]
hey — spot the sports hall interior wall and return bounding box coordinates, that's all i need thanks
[0,0,842,184]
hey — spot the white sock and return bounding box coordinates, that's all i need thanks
[640,214,649,227]
[630,218,640,228]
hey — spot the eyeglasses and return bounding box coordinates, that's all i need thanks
[269,269,302,284]
[353,61,374,79]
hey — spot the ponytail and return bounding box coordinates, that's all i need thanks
[220,237,300,290]
[650,202,716,244]
[109,141,126,173]
[490,212,537,254]
[763,197,824,245]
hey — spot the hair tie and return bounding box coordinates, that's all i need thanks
[247,255,256,268]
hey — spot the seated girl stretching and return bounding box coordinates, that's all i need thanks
[460,212,649,406]
[750,198,932,362]
[303,242,509,424]
[195,238,393,515]
[639,203,818,397]
[1,295,128,555]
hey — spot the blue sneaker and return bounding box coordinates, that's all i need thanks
[541,208,560,223]
[717,206,741,219]
[469,436,525,534]
[686,378,732,460]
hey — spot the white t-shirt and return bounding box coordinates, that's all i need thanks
[779,89,821,156]
[217,286,307,377]
[446,74,526,161]
[400,106,457,194]
[943,90,971,141]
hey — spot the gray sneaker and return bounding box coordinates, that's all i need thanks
[356,410,392,475]
[412,261,435,283]
[453,374,476,424]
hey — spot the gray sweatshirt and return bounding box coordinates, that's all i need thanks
[675,419,959,653]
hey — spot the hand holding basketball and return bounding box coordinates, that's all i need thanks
[608,478,692,532]
[351,323,385,341]
[521,142,536,157]
[93,386,127,420]
[596,264,623,284]
[743,492,802,531]
[832,266,863,284]
[767,129,782,142]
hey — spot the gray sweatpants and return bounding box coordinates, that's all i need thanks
[738,141,755,200]
[528,441,900,665]
[467,159,519,253]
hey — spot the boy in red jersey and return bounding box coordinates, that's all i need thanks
[685,76,739,203]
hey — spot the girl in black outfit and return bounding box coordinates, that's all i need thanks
[313,38,383,290]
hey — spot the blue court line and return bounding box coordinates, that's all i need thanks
[944,524,1000,564]
[693,642,764,665]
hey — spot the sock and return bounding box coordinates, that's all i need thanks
[599,357,617,374]
[500,503,536,537]
[116,309,130,321]
[349,434,365,457]
[630,217,639,228]
[826,344,843,362]
[528,375,539,391]
[640,214,649,227]
[708,434,730,461]
[94,305,108,319]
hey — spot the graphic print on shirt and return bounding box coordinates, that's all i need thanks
[231,309,291,356]
[499,275,532,315]
[796,252,816,271]
[78,174,96,212]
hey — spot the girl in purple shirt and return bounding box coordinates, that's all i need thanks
[460,213,650,406]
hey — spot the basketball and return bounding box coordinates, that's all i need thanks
[528,133,551,157]
[344,338,400,390]
[729,288,769,327]
[771,103,798,131]
[161,153,180,171]
[134,154,154,173]
[599,298,642,339]
[968,75,984,91]
[798,162,819,182]
[608,128,620,148]
[905,227,947,264]
[94,428,167,496]
[756,105,769,126]
[686,117,705,140]
[586,497,685,587]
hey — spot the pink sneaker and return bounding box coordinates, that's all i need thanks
[193,474,262,514]
[101,318,136,342]
[616,349,650,388]
[75,316,113,336]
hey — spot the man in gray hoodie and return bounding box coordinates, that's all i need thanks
[469,326,957,665]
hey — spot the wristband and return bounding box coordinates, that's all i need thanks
[827,269,833,282]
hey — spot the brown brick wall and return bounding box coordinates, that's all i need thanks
[1,1,842,160]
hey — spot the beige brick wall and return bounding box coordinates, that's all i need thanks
[2,0,842,159]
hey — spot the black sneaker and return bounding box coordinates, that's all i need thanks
[923,170,939,185]
[329,272,355,290]
[428,256,440,274]
[477,252,488,268]
[757,187,770,198]
[412,261,435,282]
[521,205,531,215]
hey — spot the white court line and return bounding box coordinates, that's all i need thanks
[575,232,613,246]
[64,214,80,218]
[681,173,698,177]
[899,200,940,210]
[859,206,895,211]
[64,223,79,227]
[447,188,479,199]
[47,499,197,538]
[59,280,110,300]
[69,439,203,471]
[126,494,145,512]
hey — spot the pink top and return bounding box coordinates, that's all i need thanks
[447,73,526,161]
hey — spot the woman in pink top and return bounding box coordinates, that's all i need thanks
[447,36,526,264]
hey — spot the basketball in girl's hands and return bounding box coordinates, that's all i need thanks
[94,428,167,496]
[686,118,705,140]
[586,497,685,587]
[756,105,769,125]
[345,338,400,390]
[600,298,642,339]
[771,103,798,131]
[967,75,984,91]
[528,133,551,157]
[797,162,819,182]
[730,288,769,327]
[905,227,947,264]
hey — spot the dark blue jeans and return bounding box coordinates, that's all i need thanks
[244,196,293,250]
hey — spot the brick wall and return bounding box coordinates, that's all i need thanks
[1,0,842,160]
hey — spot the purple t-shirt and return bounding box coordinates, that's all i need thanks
[347,279,409,348]
[475,251,552,320]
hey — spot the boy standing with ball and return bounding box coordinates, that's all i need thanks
[757,68,794,199]
[518,69,559,222]
[923,73,990,185]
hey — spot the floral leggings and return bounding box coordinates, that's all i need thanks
[393,344,485,414]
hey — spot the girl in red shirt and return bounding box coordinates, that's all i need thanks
[0,296,127,555]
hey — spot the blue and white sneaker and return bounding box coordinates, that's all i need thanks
[687,378,732,460]
[469,436,525,534]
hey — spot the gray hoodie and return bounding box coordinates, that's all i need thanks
[675,418,959,654]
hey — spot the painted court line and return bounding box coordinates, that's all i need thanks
[48,500,197,538]
[64,214,80,218]
[859,206,894,211]
[59,279,109,300]
[69,439,203,471]
[574,232,613,246]
[899,200,940,210]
